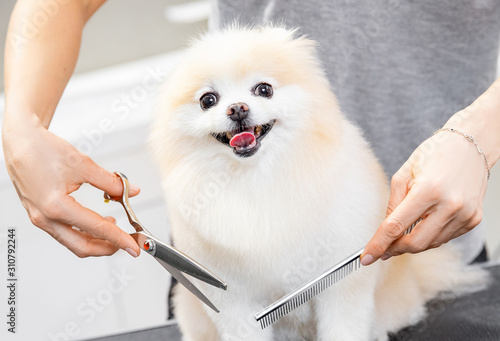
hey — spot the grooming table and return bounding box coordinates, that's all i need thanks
[86,264,500,341]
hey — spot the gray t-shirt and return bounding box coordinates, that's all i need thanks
[211,0,500,262]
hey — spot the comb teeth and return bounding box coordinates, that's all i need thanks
[255,221,420,329]
[256,250,363,329]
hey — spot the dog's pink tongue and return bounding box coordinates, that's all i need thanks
[230,131,256,148]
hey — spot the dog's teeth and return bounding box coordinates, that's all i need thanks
[255,125,262,136]
[226,132,234,139]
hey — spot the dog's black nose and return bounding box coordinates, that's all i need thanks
[227,102,249,122]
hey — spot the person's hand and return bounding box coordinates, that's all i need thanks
[2,116,142,258]
[360,127,488,266]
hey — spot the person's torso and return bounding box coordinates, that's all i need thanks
[212,0,500,176]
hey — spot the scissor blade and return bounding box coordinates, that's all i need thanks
[131,232,227,290]
[155,257,220,313]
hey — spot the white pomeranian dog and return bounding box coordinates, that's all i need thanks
[150,26,488,341]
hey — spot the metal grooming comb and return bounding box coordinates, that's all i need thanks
[254,219,422,329]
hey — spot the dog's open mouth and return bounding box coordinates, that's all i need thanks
[212,120,276,157]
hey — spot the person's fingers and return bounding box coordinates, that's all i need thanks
[361,187,430,266]
[448,209,482,241]
[449,227,473,241]
[386,171,411,218]
[47,221,120,257]
[83,159,140,197]
[430,217,471,249]
[380,201,481,259]
[383,212,449,256]
[54,196,141,257]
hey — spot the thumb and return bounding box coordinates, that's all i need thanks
[84,160,140,197]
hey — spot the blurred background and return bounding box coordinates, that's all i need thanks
[0,0,209,92]
[0,0,499,340]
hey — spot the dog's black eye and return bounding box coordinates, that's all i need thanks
[253,83,273,98]
[200,93,218,110]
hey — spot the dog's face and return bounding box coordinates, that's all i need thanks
[197,75,278,158]
[153,27,340,167]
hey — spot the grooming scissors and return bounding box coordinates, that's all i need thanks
[104,172,227,312]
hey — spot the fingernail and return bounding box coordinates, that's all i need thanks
[380,253,392,261]
[361,254,374,266]
[125,247,138,258]
[129,184,140,192]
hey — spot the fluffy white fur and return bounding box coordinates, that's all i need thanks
[150,26,488,341]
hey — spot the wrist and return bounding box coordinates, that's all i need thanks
[444,90,500,168]
[445,120,499,170]
[434,128,491,180]
[2,111,46,147]
[4,94,53,128]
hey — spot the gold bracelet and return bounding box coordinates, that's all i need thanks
[434,128,491,180]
